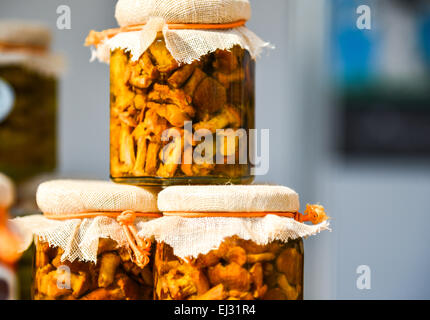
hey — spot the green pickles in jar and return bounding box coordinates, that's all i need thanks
[0,65,57,183]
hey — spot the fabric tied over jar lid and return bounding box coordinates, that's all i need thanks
[138,185,330,260]
[115,0,252,26]
[0,20,52,50]
[0,20,65,77]
[86,0,271,64]
[160,185,299,214]
[11,180,161,267]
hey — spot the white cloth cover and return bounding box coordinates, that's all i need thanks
[91,0,271,64]
[158,185,300,213]
[138,215,330,260]
[10,180,160,263]
[0,52,65,77]
[115,0,252,27]
[151,185,329,259]
[0,20,52,47]
[0,20,64,77]
[11,215,152,263]
[37,180,160,216]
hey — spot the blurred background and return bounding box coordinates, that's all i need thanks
[0,0,429,299]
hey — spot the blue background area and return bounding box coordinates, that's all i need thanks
[331,0,378,85]
[332,0,430,86]
[420,15,430,67]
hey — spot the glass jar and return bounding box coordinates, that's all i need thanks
[0,21,62,214]
[33,238,154,300]
[110,35,255,186]
[17,243,34,300]
[154,236,303,300]
[0,65,57,184]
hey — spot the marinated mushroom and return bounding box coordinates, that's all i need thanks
[33,239,153,300]
[154,237,303,300]
[110,39,254,183]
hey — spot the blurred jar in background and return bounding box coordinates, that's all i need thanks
[0,173,21,300]
[0,21,64,214]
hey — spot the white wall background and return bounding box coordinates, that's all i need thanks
[2,0,430,300]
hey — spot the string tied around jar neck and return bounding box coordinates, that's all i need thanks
[163,204,329,225]
[45,210,162,269]
[0,42,48,55]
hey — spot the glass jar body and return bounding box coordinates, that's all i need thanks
[0,66,57,183]
[33,238,153,300]
[154,236,304,300]
[110,37,255,186]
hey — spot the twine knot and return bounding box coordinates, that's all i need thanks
[117,210,152,269]
[303,204,329,225]
[117,210,136,226]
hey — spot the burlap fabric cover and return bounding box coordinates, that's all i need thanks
[92,0,271,64]
[0,173,14,210]
[11,180,160,263]
[139,185,330,259]
[0,20,64,77]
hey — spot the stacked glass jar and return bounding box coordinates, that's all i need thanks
[30,180,161,300]
[150,185,314,301]
[108,41,255,185]
[84,0,328,300]
[9,0,330,301]
[86,0,265,186]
